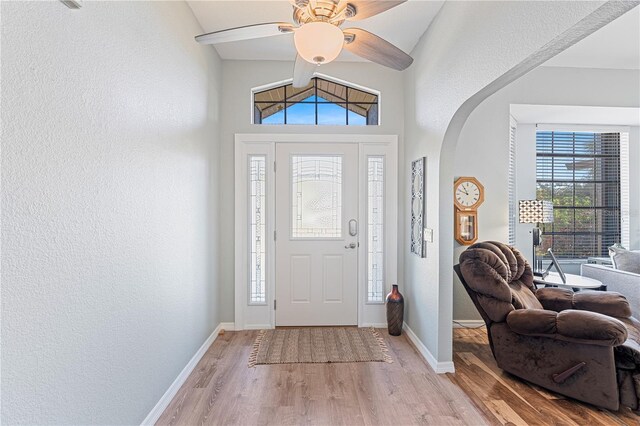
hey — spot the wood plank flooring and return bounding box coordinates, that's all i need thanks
[450,327,639,426]
[157,328,640,425]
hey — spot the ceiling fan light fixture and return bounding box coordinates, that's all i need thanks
[294,22,344,65]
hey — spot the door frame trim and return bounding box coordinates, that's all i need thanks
[234,134,398,330]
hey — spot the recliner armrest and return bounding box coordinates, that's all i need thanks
[507,309,628,347]
[536,287,632,318]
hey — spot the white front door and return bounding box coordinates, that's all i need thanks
[275,143,359,326]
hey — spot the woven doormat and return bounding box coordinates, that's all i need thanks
[248,327,393,367]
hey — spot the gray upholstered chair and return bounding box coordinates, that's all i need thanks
[582,263,640,317]
[454,241,640,411]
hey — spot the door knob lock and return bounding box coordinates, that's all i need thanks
[349,219,358,236]
[345,243,357,249]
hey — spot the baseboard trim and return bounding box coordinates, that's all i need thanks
[141,323,223,425]
[360,322,388,328]
[452,320,485,329]
[402,322,455,374]
[219,322,235,331]
[239,323,272,330]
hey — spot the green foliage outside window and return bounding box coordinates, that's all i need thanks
[536,131,620,259]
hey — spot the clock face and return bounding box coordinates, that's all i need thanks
[455,181,481,208]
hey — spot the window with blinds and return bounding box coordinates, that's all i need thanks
[508,118,517,245]
[620,132,631,249]
[536,131,621,259]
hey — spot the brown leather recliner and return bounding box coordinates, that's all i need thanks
[455,241,640,411]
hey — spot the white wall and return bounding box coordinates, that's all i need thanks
[1,1,222,424]
[403,0,633,365]
[453,66,640,321]
[515,124,539,262]
[218,60,405,322]
[2,5,636,423]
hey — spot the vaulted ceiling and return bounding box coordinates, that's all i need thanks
[543,6,639,70]
[187,0,444,62]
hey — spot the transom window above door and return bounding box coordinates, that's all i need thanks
[253,77,379,126]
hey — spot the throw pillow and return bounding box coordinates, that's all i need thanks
[609,243,627,257]
[609,246,640,274]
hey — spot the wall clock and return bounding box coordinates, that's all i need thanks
[454,177,484,245]
[454,176,484,211]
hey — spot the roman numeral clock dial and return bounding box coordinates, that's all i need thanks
[456,182,480,207]
[453,177,485,246]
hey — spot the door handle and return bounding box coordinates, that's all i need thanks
[345,243,357,249]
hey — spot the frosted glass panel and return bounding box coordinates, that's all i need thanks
[291,156,342,238]
[249,156,266,304]
[367,157,384,303]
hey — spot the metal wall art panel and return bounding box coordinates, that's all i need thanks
[411,157,426,258]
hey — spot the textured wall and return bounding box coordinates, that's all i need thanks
[218,60,405,322]
[453,66,640,321]
[1,1,222,424]
[402,0,634,363]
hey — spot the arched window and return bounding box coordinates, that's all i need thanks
[253,77,379,126]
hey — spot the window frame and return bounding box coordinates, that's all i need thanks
[535,128,628,259]
[251,74,381,126]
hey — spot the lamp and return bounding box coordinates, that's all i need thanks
[294,22,344,65]
[519,200,554,275]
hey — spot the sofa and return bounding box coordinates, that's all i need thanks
[582,264,640,317]
[455,241,640,411]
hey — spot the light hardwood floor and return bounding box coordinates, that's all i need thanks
[156,328,639,425]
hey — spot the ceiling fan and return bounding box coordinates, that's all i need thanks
[195,0,413,88]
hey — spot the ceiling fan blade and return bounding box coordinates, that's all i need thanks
[195,23,295,45]
[345,0,406,21]
[293,55,317,88]
[343,28,413,71]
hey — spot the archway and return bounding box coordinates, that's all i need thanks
[401,0,639,371]
[437,1,639,364]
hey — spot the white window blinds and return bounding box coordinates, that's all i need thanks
[620,132,630,248]
[508,117,517,246]
[536,130,627,258]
